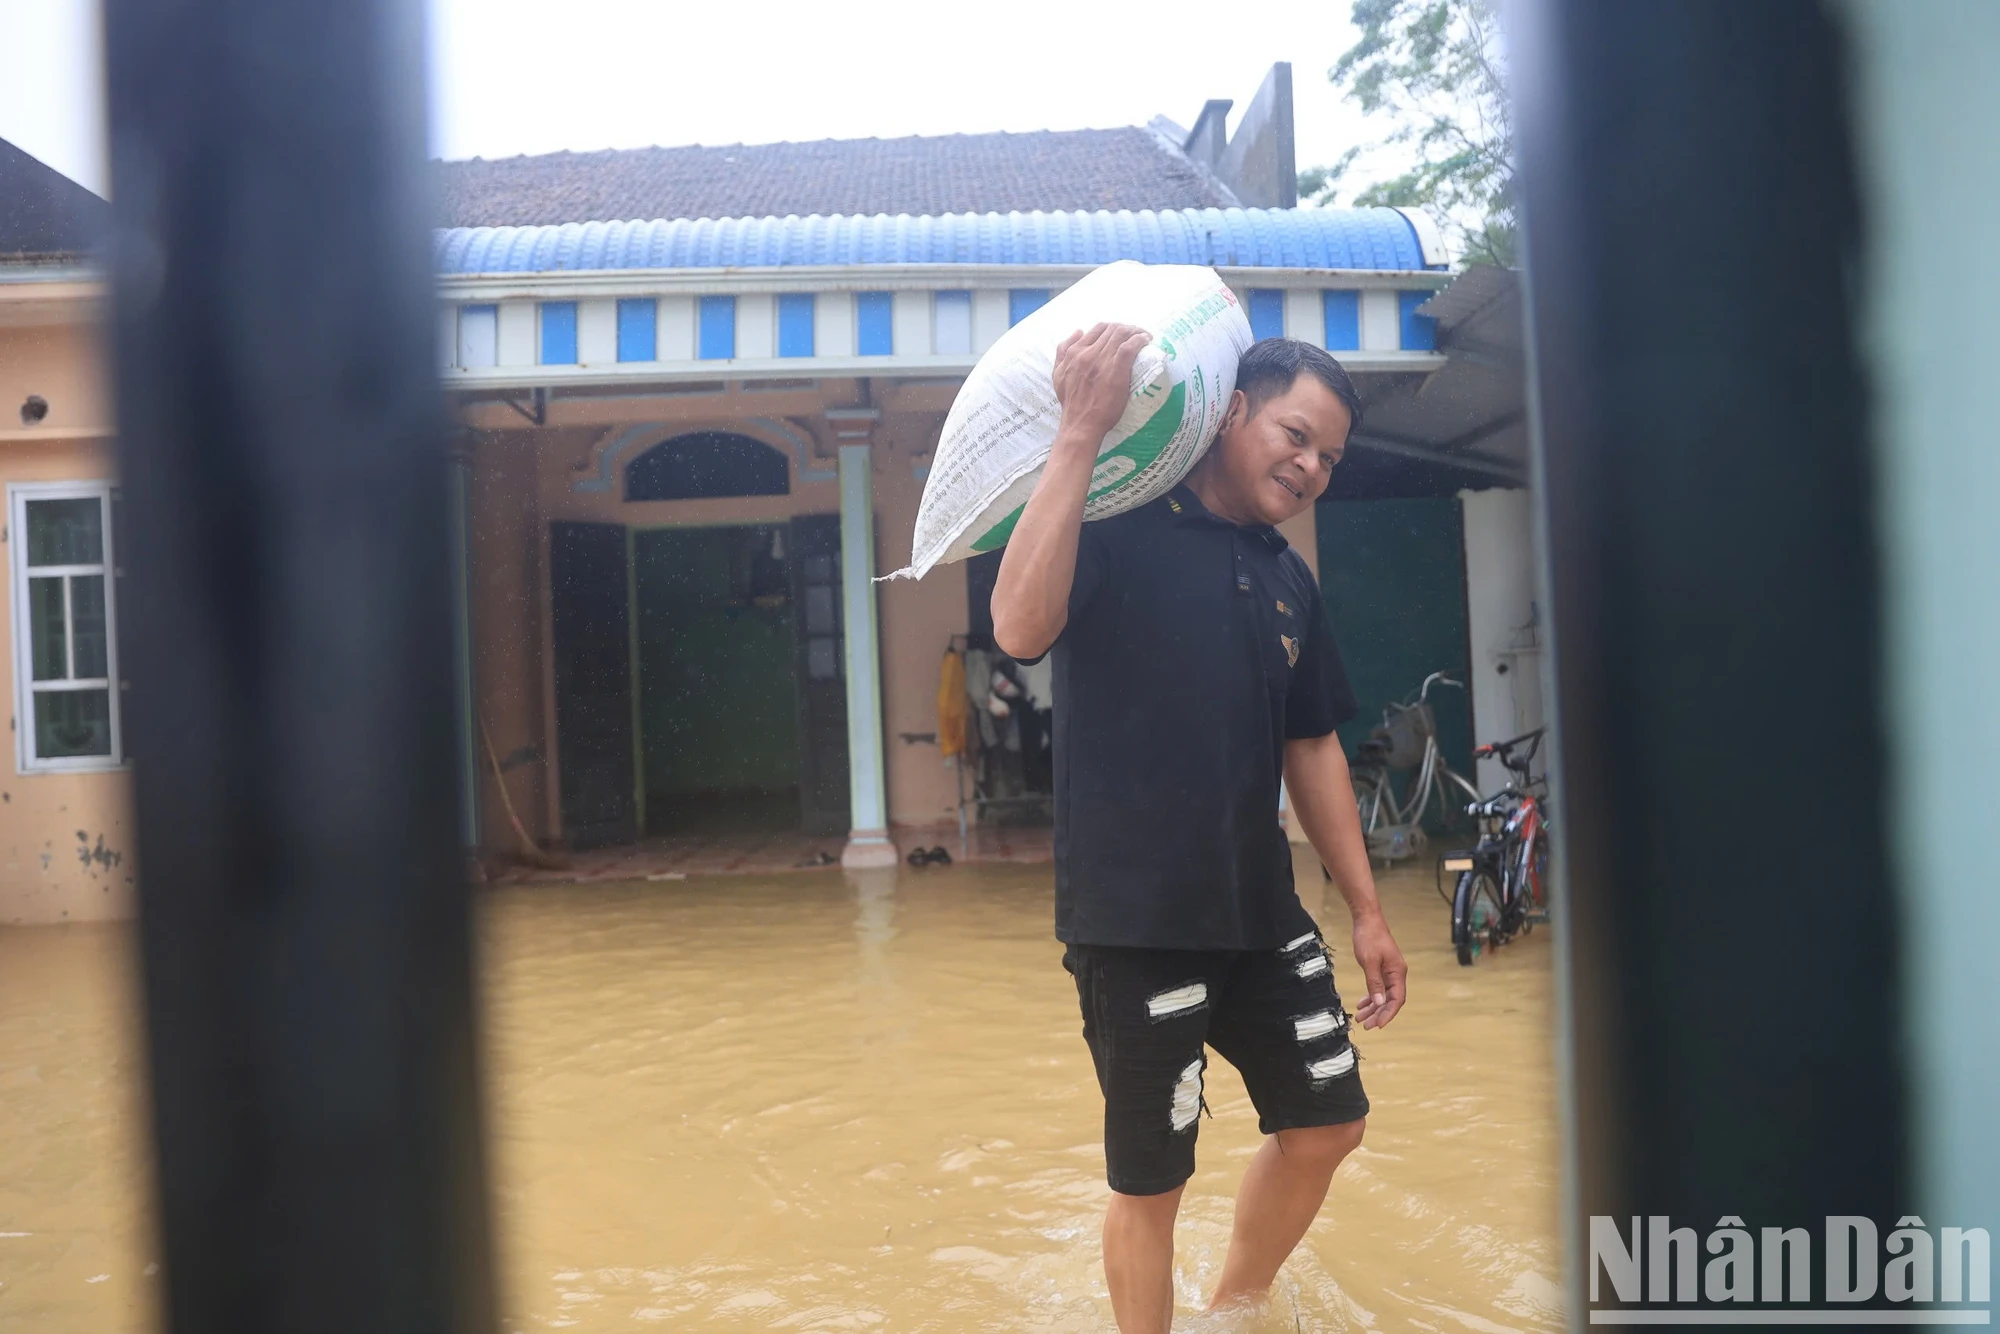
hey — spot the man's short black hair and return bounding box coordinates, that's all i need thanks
[1237,338,1364,437]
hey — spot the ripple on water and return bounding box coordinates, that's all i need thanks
[0,856,1559,1332]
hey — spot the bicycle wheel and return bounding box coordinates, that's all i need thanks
[1352,765,1391,832]
[1452,869,1506,966]
[1441,766,1483,829]
[1517,830,1552,920]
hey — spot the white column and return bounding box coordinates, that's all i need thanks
[1461,487,1543,794]
[833,418,896,867]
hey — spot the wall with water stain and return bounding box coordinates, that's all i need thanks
[0,322,134,924]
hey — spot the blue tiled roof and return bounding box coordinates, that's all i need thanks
[433,207,1435,275]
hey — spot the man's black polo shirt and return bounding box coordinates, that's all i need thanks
[1035,485,1359,951]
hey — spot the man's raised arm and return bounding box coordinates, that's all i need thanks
[989,322,1150,662]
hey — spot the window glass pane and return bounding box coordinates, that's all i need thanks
[35,688,111,758]
[856,292,893,355]
[1323,290,1360,351]
[28,576,68,680]
[26,497,103,566]
[539,301,578,365]
[616,298,657,362]
[777,293,815,358]
[1398,290,1438,351]
[804,584,836,633]
[807,637,839,680]
[70,575,108,679]
[1248,289,1286,340]
[1008,289,1051,326]
[698,296,736,360]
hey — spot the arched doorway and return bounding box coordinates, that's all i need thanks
[548,431,848,847]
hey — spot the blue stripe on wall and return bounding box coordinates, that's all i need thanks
[856,291,893,356]
[778,293,816,358]
[1248,289,1285,340]
[698,295,736,360]
[1323,290,1360,351]
[1009,289,1051,325]
[1398,291,1437,351]
[540,301,578,364]
[617,298,656,362]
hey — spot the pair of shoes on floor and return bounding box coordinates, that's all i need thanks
[905,845,954,866]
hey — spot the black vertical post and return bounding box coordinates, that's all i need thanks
[1510,0,1905,1317]
[103,1,496,1330]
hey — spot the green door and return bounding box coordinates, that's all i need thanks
[632,525,802,834]
[1317,497,1476,821]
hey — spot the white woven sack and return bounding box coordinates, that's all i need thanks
[890,260,1253,579]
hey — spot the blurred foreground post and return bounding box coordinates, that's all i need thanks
[104,1,496,1329]
[1510,0,1905,1318]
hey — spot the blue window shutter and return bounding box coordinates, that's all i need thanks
[616,299,656,362]
[540,301,578,365]
[1323,291,1360,351]
[1008,289,1051,325]
[1247,289,1285,340]
[698,295,736,360]
[856,292,894,356]
[1398,291,1438,351]
[777,293,816,358]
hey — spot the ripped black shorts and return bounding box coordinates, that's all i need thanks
[1061,930,1370,1196]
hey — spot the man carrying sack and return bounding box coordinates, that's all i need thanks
[992,325,1408,1332]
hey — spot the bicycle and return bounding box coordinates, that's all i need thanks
[1439,727,1551,965]
[1349,671,1483,862]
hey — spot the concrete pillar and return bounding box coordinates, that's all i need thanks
[829,410,897,868]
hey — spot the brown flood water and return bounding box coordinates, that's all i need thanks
[0,851,1560,1332]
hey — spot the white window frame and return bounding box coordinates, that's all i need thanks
[9,481,126,773]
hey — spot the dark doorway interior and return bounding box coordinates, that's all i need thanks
[550,521,637,850]
[634,524,801,834]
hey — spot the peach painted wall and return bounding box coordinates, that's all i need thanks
[871,410,966,829]
[0,318,110,445]
[465,430,550,851]
[0,322,133,923]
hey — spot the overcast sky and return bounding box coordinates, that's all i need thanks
[3,0,1404,202]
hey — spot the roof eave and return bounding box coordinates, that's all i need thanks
[435,262,1451,301]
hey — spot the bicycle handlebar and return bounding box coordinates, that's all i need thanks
[1474,726,1547,775]
[1418,670,1464,702]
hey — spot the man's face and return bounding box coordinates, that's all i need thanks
[1211,374,1354,526]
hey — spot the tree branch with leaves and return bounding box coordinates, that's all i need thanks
[1301,0,1515,268]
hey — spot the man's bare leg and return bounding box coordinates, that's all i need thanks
[1104,1184,1185,1333]
[1205,1119,1366,1310]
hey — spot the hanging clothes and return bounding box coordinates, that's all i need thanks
[964,648,999,749]
[1016,656,1053,710]
[937,647,968,761]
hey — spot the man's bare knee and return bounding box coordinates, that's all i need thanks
[1108,1182,1186,1221]
[1275,1118,1365,1169]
